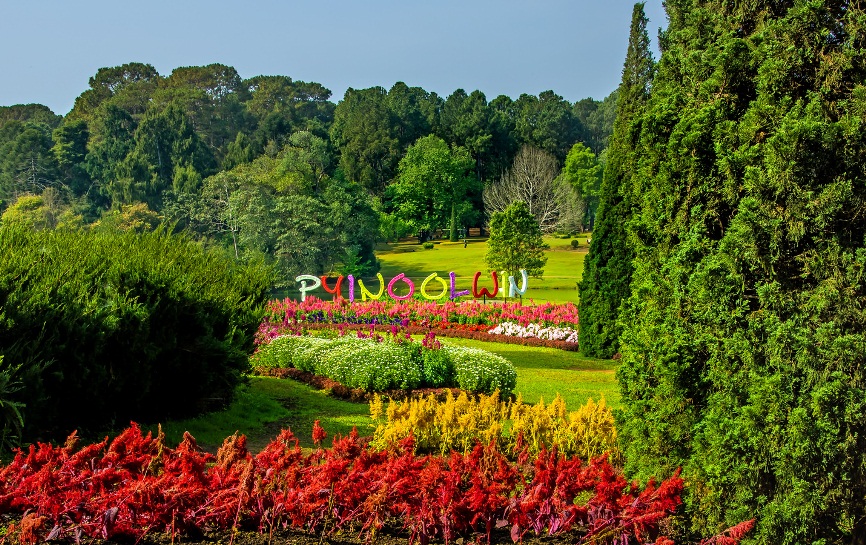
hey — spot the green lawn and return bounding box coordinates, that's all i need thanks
[437,337,619,409]
[279,234,588,304]
[375,234,588,303]
[144,377,372,452]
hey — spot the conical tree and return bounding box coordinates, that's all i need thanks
[578,2,654,358]
[617,1,866,543]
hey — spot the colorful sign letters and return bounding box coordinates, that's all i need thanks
[295,269,529,302]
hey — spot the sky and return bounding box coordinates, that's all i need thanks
[0,1,667,116]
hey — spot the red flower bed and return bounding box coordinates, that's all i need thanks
[256,297,580,350]
[0,424,690,545]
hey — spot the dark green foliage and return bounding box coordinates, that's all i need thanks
[0,225,273,441]
[0,120,60,203]
[387,135,477,241]
[485,200,548,280]
[617,1,866,543]
[573,90,618,155]
[579,3,654,359]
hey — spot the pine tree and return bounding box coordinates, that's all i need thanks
[617,1,866,542]
[578,3,654,358]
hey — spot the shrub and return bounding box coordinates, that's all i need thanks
[254,333,515,395]
[0,225,273,441]
[570,238,580,249]
[422,241,434,249]
[443,345,517,396]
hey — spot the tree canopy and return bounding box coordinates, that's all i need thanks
[485,200,548,281]
[579,2,654,359]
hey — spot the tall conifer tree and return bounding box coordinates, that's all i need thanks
[617,1,866,542]
[578,3,654,358]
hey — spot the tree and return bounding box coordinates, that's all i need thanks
[573,90,619,155]
[0,121,60,204]
[513,91,583,163]
[616,1,866,543]
[579,2,654,359]
[483,145,560,232]
[485,200,548,281]
[330,87,401,193]
[387,135,476,242]
[561,142,603,229]
[69,62,160,121]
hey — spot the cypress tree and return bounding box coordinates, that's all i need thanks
[618,1,866,542]
[578,3,654,358]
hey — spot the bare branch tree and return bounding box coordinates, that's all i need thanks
[483,145,561,232]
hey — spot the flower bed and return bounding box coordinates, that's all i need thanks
[488,322,580,344]
[257,297,580,350]
[0,423,689,545]
[252,332,517,396]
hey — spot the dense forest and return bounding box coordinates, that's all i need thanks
[0,66,614,284]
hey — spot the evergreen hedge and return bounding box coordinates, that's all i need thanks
[616,2,866,543]
[0,225,273,441]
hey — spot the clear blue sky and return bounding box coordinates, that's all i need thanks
[1,1,667,116]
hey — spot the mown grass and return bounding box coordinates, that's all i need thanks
[436,337,619,409]
[375,235,588,303]
[280,234,589,304]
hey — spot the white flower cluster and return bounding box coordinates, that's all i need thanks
[441,345,517,396]
[254,334,517,395]
[488,321,579,344]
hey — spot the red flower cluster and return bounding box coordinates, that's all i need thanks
[0,423,687,545]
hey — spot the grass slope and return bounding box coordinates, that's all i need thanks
[437,337,619,409]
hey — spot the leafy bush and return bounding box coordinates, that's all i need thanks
[422,241,434,249]
[0,225,273,441]
[443,345,517,396]
[253,333,515,395]
[570,238,580,249]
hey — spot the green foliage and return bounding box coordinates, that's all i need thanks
[617,2,866,543]
[254,334,516,395]
[485,200,548,279]
[0,356,25,451]
[561,142,603,229]
[387,135,478,241]
[579,2,653,359]
[0,225,273,441]
[92,202,162,233]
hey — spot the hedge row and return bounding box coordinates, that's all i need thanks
[0,225,273,441]
[253,335,517,395]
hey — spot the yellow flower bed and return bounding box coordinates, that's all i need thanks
[369,391,620,464]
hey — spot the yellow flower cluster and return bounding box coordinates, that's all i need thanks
[369,391,620,464]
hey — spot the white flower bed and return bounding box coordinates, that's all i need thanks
[488,321,579,344]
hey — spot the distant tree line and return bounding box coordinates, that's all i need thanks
[0,63,613,284]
